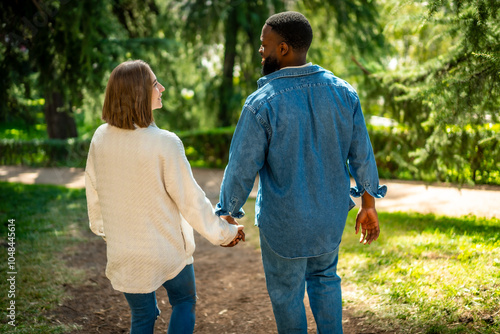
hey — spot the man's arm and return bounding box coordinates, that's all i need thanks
[347,90,387,200]
[346,90,386,246]
[216,105,270,218]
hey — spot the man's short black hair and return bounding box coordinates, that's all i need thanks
[265,11,313,52]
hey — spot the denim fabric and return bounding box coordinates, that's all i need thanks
[216,65,386,258]
[123,264,196,334]
[260,233,343,333]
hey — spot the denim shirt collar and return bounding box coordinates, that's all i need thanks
[257,64,327,89]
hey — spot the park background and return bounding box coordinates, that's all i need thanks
[0,0,499,333]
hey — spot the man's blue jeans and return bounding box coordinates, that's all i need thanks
[260,233,343,334]
[123,264,196,334]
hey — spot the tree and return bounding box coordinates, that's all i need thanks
[178,0,285,127]
[0,0,161,139]
[0,1,119,138]
[178,0,385,127]
[365,0,500,184]
[1,1,386,136]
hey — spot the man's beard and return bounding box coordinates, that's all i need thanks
[261,56,280,76]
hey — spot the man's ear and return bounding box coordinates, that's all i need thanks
[279,42,289,56]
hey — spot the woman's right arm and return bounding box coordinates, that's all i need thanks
[163,135,239,246]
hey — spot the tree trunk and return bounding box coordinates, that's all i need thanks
[44,91,78,139]
[218,4,239,127]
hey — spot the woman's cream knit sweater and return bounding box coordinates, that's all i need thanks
[85,124,238,293]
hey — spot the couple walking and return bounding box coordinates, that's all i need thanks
[85,11,386,334]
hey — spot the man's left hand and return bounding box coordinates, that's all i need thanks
[355,207,380,245]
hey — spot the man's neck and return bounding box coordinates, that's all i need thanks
[280,62,312,70]
[280,53,308,68]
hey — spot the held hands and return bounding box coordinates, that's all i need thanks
[355,192,380,245]
[220,215,245,247]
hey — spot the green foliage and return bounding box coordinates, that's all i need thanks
[0,110,47,140]
[177,0,286,126]
[178,127,235,168]
[0,0,162,138]
[0,0,123,138]
[1,0,385,135]
[365,0,500,186]
[370,123,500,185]
[368,124,416,180]
[0,138,91,168]
[0,183,88,333]
[176,0,385,127]
[300,0,385,58]
[1,1,498,184]
[2,125,499,185]
[0,128,235,169]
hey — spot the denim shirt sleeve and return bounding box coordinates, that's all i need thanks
[215,104,270,218]
[347,92,387,199]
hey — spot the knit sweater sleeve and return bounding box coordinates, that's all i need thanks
[85,144,105,239]
[163,135,238,246]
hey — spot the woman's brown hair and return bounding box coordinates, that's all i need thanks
[102,60,154,129]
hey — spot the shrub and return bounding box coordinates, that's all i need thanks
[0,127,235,169]
[0,138,91,168]
[370,124,500,186]
[178,127,234,168]
[1,125,499,186]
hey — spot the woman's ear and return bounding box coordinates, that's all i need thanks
[279,42,289,56]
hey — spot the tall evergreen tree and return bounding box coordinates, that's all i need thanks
[0,0,116,138]
[0,0,158,139]
[368,0,500,183]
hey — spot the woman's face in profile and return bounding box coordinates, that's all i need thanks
[150,70,165,110]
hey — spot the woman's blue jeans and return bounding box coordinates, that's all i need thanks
[260,233,343,334]
[123,264,196,334]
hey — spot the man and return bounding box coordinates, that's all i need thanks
[216,11,387,333]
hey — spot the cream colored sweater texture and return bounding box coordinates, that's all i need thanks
[85,124,238,293]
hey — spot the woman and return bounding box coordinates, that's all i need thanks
[85,60,244,333]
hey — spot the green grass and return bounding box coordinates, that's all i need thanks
[0,182,88,333]
[1,185,498,333]
[240,199,500,334]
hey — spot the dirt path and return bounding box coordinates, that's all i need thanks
[2,165,499,219]
[50,230,382,333]
[51,230,279,333]
[4,165,498,333]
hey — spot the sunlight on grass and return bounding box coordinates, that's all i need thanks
[339,211,500,333]
[1,185,498,333]
[0,182,88,333]
[239,200,500,333]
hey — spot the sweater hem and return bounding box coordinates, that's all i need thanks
[108,259,191,294]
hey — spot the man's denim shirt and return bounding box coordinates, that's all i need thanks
[216,64,387,258]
